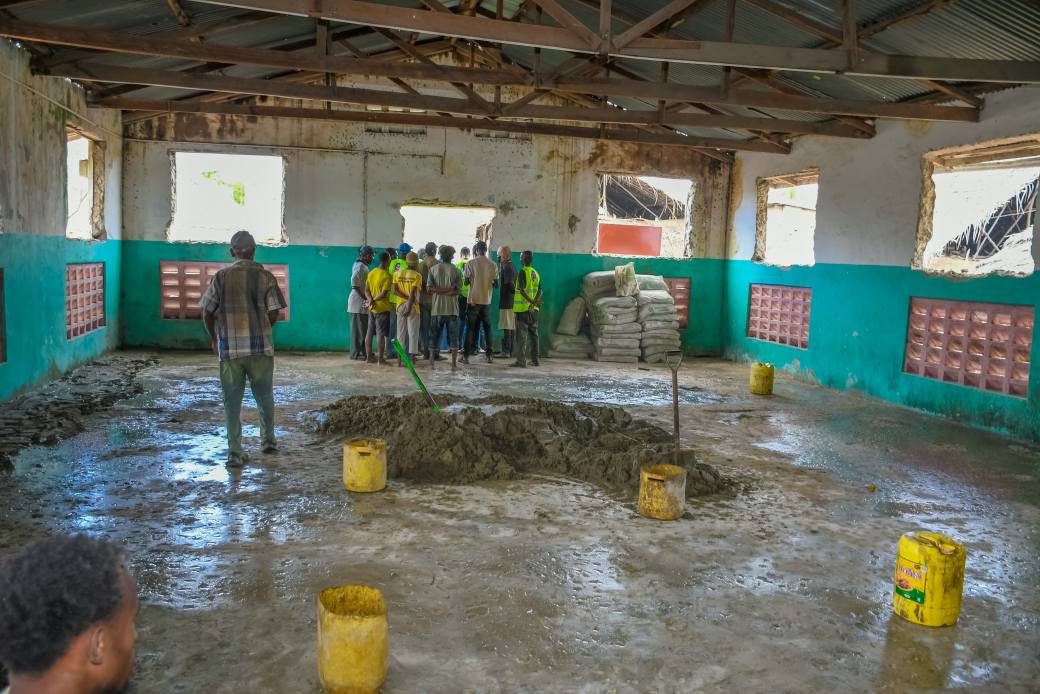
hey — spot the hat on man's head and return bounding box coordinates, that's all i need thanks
[398,242,413,254]
[230,230,256,250]
[405,251,419,263]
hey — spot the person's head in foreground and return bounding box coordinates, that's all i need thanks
[497,245,511,263]
[473,241,488,256]
[229,230,256,261]
[521,250,533,266]
[460,246,471,260]
[424,241,437,259]
[357,244,374,266]
[405,251,419,269]
[377,251,390,269]
[439,245,455,264]
[0,535,139,694]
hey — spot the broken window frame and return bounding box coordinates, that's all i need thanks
[65,124,106,241]
[914,135,1040,278]
[594,173,695,259]
[166,149,288,246]
[754,168,819,267]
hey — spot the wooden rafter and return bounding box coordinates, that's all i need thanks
[165,0,192,27]
[186,0,1040,83]
[95,97,790,152]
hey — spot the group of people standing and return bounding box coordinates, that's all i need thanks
[348,240,542,370]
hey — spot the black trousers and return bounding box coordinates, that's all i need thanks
[350,312,369,359]
[514,310,539,365]
[466,304,492,356]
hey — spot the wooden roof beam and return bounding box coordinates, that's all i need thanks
[95,97,788,153]
[187,0,1040,83]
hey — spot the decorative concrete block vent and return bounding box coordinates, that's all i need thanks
[159,261,290,321]
[65,262,105,339]
[904,297,1033,397]
[747,283,812,349]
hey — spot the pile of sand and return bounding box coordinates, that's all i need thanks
[317,394,727,497]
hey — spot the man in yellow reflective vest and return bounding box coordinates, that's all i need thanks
[510,250,542,368]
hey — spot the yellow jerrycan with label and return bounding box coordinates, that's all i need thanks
[892,531,966,627]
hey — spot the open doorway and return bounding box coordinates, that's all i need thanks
[596,174,694,257]
[400,204,496,253]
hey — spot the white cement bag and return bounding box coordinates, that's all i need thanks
[551,333,592,348]
[638,304,676,320]
[614,263,637,297]
[641,328,681,339]
[636,274,669,292]
[593,336,641,349]
[548,350,591,359]
[582,271,616,295]
[641,319,680,331]
[556,297,586,336]
[592,322,643,335]
[592,310,639,325]
[636,290,675,306]
[593,295,637,310]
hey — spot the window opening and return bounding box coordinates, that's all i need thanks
[168,152,286,245]
[755,169,818,267]
[399,204,496,253]
[917,137,1039,277]
[904,297,1032,397]
[596,174,693,258]
[66,263,105,339]
[746,283,812,349]
[66,126,104,240]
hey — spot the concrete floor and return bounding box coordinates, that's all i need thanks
[1,351,1039,693]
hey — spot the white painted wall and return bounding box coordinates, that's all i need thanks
[729,86,1040,266]
[122,111,730,256]
[0,41,122,239]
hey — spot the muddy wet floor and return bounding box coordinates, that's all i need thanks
[0,350,1038,693]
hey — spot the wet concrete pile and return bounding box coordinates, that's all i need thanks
[0,354,158,470]
[318,394,728,497]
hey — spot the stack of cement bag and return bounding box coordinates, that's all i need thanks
[583,272,642,363]
[548,297,593,359]
[636,275,682,363]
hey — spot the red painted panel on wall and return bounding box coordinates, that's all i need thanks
[597,223,662,257]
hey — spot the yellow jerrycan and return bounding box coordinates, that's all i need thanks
[317,585,388,694]
[343,439,387,493]
[750,362,774,395]
[893,531,966,627]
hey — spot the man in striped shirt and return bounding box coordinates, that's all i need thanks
[201,231,288,468]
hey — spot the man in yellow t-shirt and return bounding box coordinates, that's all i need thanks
[365,252,393,365]
[392,252,423,366]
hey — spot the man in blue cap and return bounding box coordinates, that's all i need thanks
[388,242,412,340]
[349,245,374,360]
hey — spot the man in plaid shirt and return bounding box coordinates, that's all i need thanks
[200,231,288,467]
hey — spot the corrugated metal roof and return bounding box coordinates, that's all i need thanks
[4,0,1036,142]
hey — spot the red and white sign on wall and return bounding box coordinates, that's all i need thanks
[747,283,811,349]
[66,263,106,339]
[904,297,1032,397]
[159,261,290,321]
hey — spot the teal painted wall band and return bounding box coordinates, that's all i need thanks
[722,260,1040,440]
[0,234,121,401]
[120,240,725,355]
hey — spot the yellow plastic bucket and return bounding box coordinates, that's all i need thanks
[893,531,966,627]
[750,362,774,395]
[637,463,687,520]
[317,585,388,694]
[343,439,387,493]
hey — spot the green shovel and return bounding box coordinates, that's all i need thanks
[392,337,440,412]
